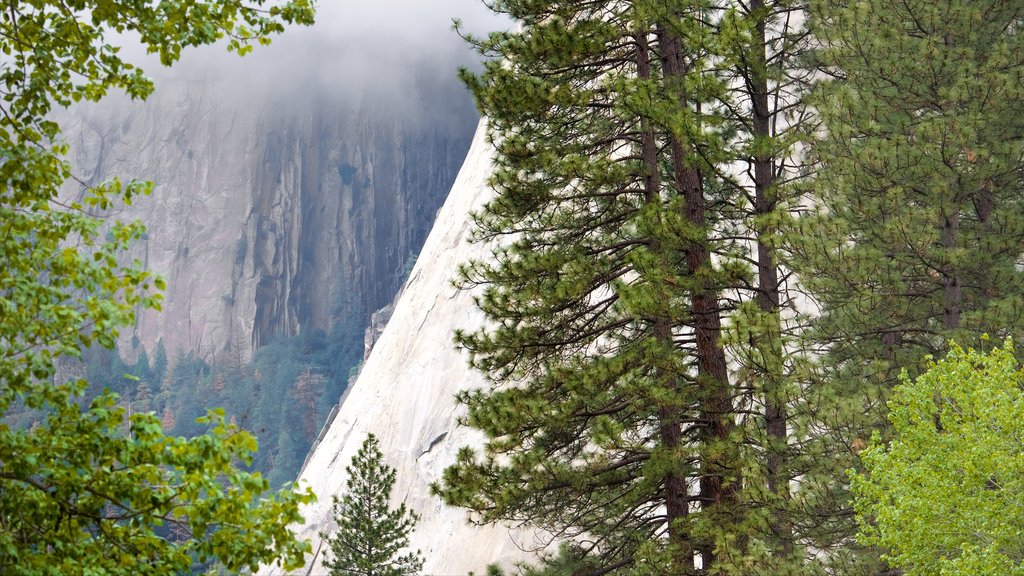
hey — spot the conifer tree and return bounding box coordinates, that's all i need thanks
[436,0,893,573]
[792,0,1024,571]
[154,339,169,384]
[715,2,891,572]
[321,434,423,576]
[434,1,822,573]
[802,0,1024,385]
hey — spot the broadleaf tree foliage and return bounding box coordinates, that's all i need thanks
[852,341,1024,576]
[0,0,316,574]
[321,433,424,576]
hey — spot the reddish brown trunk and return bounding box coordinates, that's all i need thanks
[635,31,692,573]
[656,22,736,571]
[973,181,993,224]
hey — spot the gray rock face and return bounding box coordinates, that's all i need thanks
[263,121,540,576]
[363,300,397,361]
[57,62,477,362]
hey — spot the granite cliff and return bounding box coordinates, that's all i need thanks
[263,120,539,576]
[58,52,478,363]
[53,14,532,571]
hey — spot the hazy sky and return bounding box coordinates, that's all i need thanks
[314,0,507,43]
[138,0,510,91]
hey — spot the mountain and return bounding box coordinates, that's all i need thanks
[51,18,529,571]
[262,121,539,575]
[51,38,484,489]
[57,51,478,363]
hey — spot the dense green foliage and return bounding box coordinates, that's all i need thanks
[0,0,318,573]
[439,0,1024,575]
[435,1,835,574]
[321,434,424,576]
[852,341,1024,575]
[480,544,600,576]
[438,3,741,571]
[793,2,1024,570]
[801,0,1024,388]
[156,309,364,487]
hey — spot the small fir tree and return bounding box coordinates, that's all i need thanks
[321,434,424,576]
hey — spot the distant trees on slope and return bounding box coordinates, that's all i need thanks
[61,308,364,492]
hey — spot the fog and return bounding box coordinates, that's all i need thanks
[127,0,510,101]
[313,0,505,44]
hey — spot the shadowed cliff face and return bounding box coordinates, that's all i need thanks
[57,57,478,361]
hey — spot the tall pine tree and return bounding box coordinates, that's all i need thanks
[711,1,862,573]
[793,0,1024,571]
[436,2,739,572]
[435,1,834,573]
[440,1,1024,574]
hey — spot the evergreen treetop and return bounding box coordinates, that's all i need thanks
[322,433,424,576]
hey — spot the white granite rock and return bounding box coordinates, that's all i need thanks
[262,121,541,576]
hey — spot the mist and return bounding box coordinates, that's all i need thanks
[125,0,510,104]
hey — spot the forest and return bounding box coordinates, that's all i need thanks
[0,0,1023,575]
[431,1,1024,575]
[51,309,364,489]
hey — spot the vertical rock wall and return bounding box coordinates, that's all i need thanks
[57,62,477,361]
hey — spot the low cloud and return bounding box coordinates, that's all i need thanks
[133,0,509,99]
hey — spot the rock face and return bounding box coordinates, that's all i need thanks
[264,121,538,575]
[57,58,477,362]
[362,301,397,362]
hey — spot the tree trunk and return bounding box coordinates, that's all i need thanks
[656,21,737,571]
[750,0,794,557]
[635,30,694,574]
[941,211,961,331]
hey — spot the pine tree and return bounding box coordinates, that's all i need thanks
[803,0,1024,383]
[436,0,895,572]
[710,2,825,572]
[432,0,842,572]
[321,434,423,576]
[292,368,326,440]
[134,380,153,414]
[791,0,1024,571]
[438,3,728,572]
